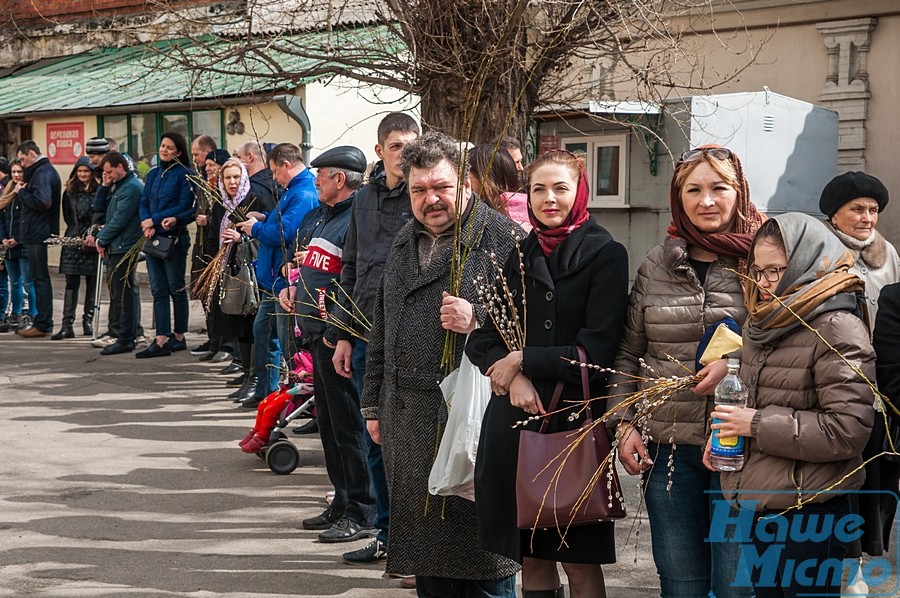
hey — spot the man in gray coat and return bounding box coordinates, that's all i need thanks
[360,132,521,595]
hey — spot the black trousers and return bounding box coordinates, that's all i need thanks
[107,253,138,344]
[310,337,375,526]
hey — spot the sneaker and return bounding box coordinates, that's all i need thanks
[134,335,149,347]
[301,507,342,530]
[210,351,232,363]
[165,335,187,352]
[317,518,377,543]
[135,342,171,359]
[92,334,117,348]
[343,538,387,564]
[190,341,211,356]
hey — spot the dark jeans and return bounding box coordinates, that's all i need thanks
[643,442,752,598]
[144,234,190,336]
[749,495,852,597]
[353,339,390,543]
[415,575,516,598]
[105,256,144,339]
[252,296,293,398]
[25,243,52,332]
[107,253,138,344]
[312,337,375,526]
[0,265,7,313]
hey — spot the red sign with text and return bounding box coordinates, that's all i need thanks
[46,122,85,164]
[539,135,560,154]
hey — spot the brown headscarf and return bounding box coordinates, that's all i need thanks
[745,213,865,345]
[667,144,765,263]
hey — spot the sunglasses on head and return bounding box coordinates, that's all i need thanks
[679,147,733,163]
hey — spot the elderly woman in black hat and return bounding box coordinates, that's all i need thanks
[820,171,899,327]
[821,171,900,594]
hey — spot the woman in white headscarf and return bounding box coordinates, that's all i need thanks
[216,158,274,402]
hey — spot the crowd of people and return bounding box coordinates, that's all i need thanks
[1,112,899,598]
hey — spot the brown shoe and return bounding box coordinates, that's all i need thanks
[19,327,47,338]
[399,576,416,590]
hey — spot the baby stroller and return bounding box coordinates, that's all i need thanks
[239,350,315,474]
[260,385,315,475]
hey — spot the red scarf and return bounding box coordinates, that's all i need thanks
[528,160,591,256]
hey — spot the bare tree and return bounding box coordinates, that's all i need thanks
[2,0,764,144]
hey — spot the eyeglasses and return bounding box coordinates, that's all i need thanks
[750,266,787,283]
[679,148,733,163]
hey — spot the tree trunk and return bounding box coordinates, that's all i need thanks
[418,68,534,146]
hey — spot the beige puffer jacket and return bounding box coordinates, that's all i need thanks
[609,236,746,446]
[720,311,875,511]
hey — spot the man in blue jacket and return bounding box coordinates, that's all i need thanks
[95,152,144,355]
[237,142,318,403]
[15,141,61,338]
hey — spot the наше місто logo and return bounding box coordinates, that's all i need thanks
[706,492,899,596]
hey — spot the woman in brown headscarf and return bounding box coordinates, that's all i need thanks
[608,145,764,597]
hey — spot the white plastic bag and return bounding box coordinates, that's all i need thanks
[429,353,492,501]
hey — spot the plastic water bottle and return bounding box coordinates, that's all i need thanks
[710,358,747,472]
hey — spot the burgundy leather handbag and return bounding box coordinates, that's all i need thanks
[516,346,626,530]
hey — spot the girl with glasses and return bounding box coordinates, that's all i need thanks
[708,213,875,597]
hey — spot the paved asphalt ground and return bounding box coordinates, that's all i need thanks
[0,273,659,597]
[2,273,894,596]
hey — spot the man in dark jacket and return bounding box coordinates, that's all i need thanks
[325,112,419,565]
[95,153,144,355]
[236,141,282,206]
[15,140,61,337]
[280,146,377,543]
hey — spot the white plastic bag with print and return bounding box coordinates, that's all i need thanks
[429,353,492,501]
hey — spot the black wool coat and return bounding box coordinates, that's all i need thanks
[59,186,98,277]
[466,219,629,563]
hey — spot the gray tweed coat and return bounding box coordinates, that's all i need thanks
[361,202,522,580]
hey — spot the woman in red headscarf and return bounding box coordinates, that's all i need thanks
[608,145,765,597]
[466,150,630,598]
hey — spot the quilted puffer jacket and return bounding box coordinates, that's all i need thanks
[608,236,746,446]
[720,310,875,511]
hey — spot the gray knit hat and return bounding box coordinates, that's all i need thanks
[85,137,110,155]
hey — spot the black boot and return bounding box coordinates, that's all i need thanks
[54,288,77,340]
[82,313,94,336]
[0,315,10,333]
[233,374,258,404]
[230,373,255,401]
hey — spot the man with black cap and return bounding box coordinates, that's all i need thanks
[280,145,377,545]
[820,170,900,326]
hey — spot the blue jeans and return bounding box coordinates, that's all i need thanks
[415,575,516,598]
[5,256,36,316]
[144,234,190,336]
[643,442,753,598]
[25,243,53,332]
[353,339,389,543]
[252,296,292,398]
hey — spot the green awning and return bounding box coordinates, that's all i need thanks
[0,26,398,116]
